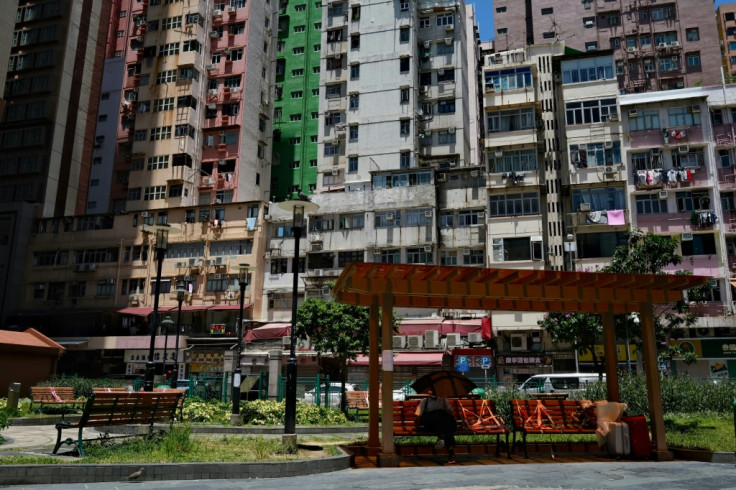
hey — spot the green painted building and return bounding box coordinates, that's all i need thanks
[271,0,322,201]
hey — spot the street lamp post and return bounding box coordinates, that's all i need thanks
[171,279,187,388]
[232,264,250,418]
[278,197,319,438]
[144,226,169,392]
[161,316,174,383]
[565,233,576,272]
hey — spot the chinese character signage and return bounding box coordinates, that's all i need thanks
[496,355,551,366]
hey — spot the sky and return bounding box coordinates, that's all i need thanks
[471,0,736,43]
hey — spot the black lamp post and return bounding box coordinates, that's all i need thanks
[144,226,169,392]
[161,315,174,382]
[171,278,187,387]
[278,197,319,436]
[232,263,250,416]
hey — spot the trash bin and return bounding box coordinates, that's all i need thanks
[7,382,21,410]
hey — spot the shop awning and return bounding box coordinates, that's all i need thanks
[118,307,154,316]
[209,304,252,311]
[245,323,291,343]
[351,352,444,367]
[396,319,482,336]
[163,305,212,312]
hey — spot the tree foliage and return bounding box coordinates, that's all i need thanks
[539,229,705,371]
[295,296,399,412]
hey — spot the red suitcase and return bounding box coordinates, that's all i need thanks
[622,415,651,459]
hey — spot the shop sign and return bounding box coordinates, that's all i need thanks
[452,348,493,368]
[125,349,178,363]
[496,355,551,366]
[577,344,638,362]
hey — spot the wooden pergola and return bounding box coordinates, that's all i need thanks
[332,262,708,465]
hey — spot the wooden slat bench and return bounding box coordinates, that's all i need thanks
[393,399,510,457]
[53,391,183,457]
[346,391,369,421]
[30,386,84,411]
[92,387,187,419]
[510,399,597,458]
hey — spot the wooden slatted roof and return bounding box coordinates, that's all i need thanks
[333,263,709,314]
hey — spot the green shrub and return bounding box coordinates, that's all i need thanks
[181,398,230,423]
[38,376,131,398]
[239,400,349,426]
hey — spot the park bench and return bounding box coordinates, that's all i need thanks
[346,391,369,421]
[53,391,183,457]
[92,387,187,419]
[393,398,510,457]
[29,386,84,411]
[510,398,597,458]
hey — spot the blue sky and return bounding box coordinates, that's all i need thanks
[471,0,736,42]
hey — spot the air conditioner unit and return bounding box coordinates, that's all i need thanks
[608,114,619,122]
[510,333,527,351]
[691,105,700,113]
[213,9,223,17]
[445,333,461,347]
[218,159,226,166]
[470,170,479,177]
[657,42,667,49]
[445,24,453,31]
[407,335,424,349]
[203,177,214,185]
[230,87,240,93]
[225,291,235,300]
[208,89,218,96]
[212,273,223,280]
[651,148,661,156]
[228,6,237,13]
[586,45,597,51]
[385,213,394,221]
[604,166,615,174]
[206,64,217,71]
[676,82,684,88]
[424,245,433,252]
[485,82,495,92]
[462,249,471,256]
[214,257,224,265]
[659,190,668,199]
[424,210,433,218]
[88,264,97,272]
[604,142,614,150]
[678,145,689,154]
[626,47,637,53]
[707,278,718,288]
[209,31,220,38]
[208,103,217,109]
[297,338,310,350]
[444,37,452,45]
[628,109,638,118]
[314,269,324,276]
[175,261,187,268]
[477,211,486,220]
[437,173,446,182]
[467,332,483,344]
[584,20,595,27]
[438,68,445,76]
[448,126,456,134]
[579,203,591,212]
[190,258,201,267]
[670,40,680,47]
[425,330,439,348]
[140,211,150,217]
[681,232,693,241]
[331,169,339,175]
[282,336,292,348]
[393,335,407,349]
[423,40,430,48]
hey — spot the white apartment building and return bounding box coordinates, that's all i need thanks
[262,0,481,321]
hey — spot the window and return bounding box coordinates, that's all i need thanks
[349,94,359,109]
[636,194,668,214]
[400,119,410,136]
[351,34,360,49]
[686,28,699,42]
[681,233,716,256]
[154,97,174,112]
[436,14,453,26]
[465,249,485,265]
[492,237,541,262]
[419,17,430,28]
[348,156,358,173]
[484,67,532,90]
[400,57,410,72]
[437,68,454,82]
[561,57,614,84]
[541,7,553,14]
[488,149,538,173]
[206,274,234,293]
[156,70,176,84]
[400,151,411,168]
[144,185,166,200]
[486,108,536,132]
[150,126,172,140]
[668,106,701,127]
[489,193,540,217]
[565,98,618,125]
[373,170,432,189]
[686,52,701,67]
[294,25,305,33]
[572,186,627,212]
[437,100,455,113]
[349,125,359,141]
[350,64,359,80]
[159,42,179,56]
[400,87,410,103]
[629,109,660,131]
[400,27,410,43]
[438,130,456,144]
[375,211,400,228]
[291,91,303,99]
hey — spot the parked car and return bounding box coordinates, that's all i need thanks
[302,383,358,406]
[519,373,605,394]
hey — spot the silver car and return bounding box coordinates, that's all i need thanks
[302,383,357,406]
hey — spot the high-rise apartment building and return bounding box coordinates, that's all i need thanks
[262,0,481,321]
[271,0,322,201]
[493,0,722,93]
[717,3,736,80]
[0,0,111,329]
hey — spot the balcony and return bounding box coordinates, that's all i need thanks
[714,124,736,147]
[635,210,718,234]
[568,209,629,230]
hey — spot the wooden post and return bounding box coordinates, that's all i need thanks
[602,311,620,402]
[640,302,673,460]
[377,290,399,467]
[367,300,380,450]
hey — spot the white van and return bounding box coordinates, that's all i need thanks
[519,373,605,394]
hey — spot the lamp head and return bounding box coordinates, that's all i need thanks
[155,226,170,250]
[161,315,174,327]
[239,263,250,286]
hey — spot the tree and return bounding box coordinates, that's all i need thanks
[538,229,705,374]
[295,297,399,413]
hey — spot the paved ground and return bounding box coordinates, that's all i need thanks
[2,424,736,489]
[3,460,735,489]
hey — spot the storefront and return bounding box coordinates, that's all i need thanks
[668,338,736,379]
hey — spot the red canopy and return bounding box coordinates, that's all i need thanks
[245,323,291,343]
[350,352,443,366]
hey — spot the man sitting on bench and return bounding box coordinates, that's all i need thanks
[416,390,457,464]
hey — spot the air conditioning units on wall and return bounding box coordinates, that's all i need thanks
[393,335,407,349]
[282,336,292,348]
[467,332,483,344]
[407,335,424,349]
[510,333,527,351]
[425,330,439,348]
[445,333,461,347]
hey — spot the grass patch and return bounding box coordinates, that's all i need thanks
[664,413,735,453]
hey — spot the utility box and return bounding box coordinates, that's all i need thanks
[7,382,20,409]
